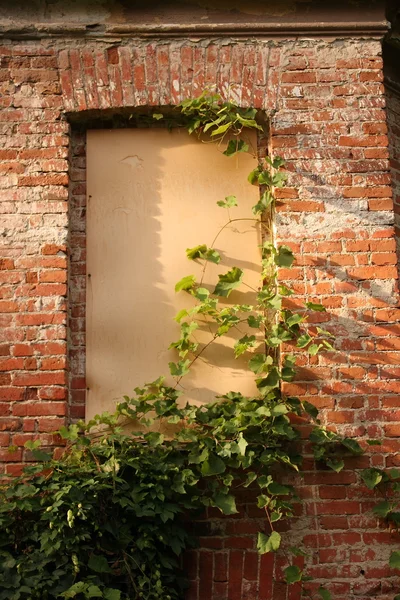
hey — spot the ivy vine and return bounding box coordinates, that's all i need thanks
[0,91,367,600]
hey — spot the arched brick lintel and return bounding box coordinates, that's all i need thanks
[58,42,276,113]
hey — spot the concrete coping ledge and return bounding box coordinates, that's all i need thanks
[0,19,390,40]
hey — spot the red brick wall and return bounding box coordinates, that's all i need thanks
[0,36,399,599]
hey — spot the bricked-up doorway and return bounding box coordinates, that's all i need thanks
[78,124,265,419]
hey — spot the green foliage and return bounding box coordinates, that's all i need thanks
[0,421,193,600]
[186,245,220,264]
[284,565,303,584]
[217,195,238,208]
[174,274,196,292]
[178,90,262,143]
[391,552,400,570]
[0,89,362,600]
[213,267,243,297]
[257,531,281,554]
[317,587,332,600]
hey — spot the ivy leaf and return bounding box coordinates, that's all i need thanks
[326,459,344,473]
[211,121,231,137]
[285,313,303,328]
[297,334,312,348]
[322,340,335,351]
[217,195,238,208]
[373,501,392,518]
[268,482,290,495]
[252,190,274,215]
[206,249,221,263]
[257,531,281,554]
[168,414,181,424]
[31,448,52,462]
[308,344,323,356]
[88,554,113,574]
[214,267,243,297]
[361,468,383,489]
[214,493,238,515]
[223,139,249,157]
[104,591,121,600]
[316,326,335,338]
[317,587,331,600]
[303,401,319,419]
[186,244,207,260]
[235,114,262,130]
[243,472,257,487]
[248,168,261,185]
[265,294,282,311]
[201,453,226,476]
[390,551,400,570]
[256,406,271,417]
[186,245,221,264]
[257,475,272,488]
[204,115,226,132]
[152,113,163,120]
[234,335,257,358]
[59,424,80,440]
[258,170,273,186]
[174,309,188,322]
[257,494,270,508]
[275,246,295,268]
[306,301,326,312]
[247,315,263,328]
[169,360,191,377]
[366,439,382,446]
[62,583,101,599]
[249,354,270,375]
[265,156,285,170]
[270,403,289,416]
[272,171,287,187]
[144,432,165,447]
[175,275,196,292]
[237,433,248,456]
[284,565,302,584]
[195,287,210,301]
[257,367,280,394]
[342,438,363,455]
[270,511,282,522]
[289,546,308,557]
[88,587,103,598]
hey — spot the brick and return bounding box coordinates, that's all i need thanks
[228,551,244,600]
[243,552,258,581]
[338,135,388,147]
[12,372,66,386]
[369,199,394,211]
[18,174,68,186]
[348,266,398,280]
[281,72,317,84]
[12,402,66,416]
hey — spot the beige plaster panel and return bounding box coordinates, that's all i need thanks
[86,128,261,419]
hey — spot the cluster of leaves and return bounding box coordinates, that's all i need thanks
[360,466,400,599]
[0,91,363,600]
[0,418,195,600]
[0,380,355,600]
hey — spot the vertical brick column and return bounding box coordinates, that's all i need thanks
[0,42,69,473]
[274,40,400,599]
